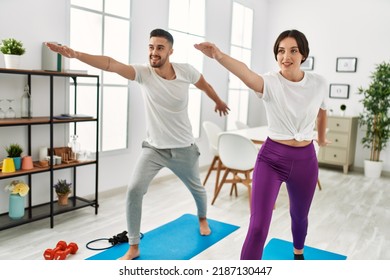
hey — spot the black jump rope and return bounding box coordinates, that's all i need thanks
[86,231,144,250]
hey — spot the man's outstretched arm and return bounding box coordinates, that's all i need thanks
[194,75,230,116]
[45,42,136,80]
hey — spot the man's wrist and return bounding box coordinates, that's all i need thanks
[215,52,225,62]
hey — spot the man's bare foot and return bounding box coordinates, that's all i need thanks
[118,245,140,260]
[199,217,211,235]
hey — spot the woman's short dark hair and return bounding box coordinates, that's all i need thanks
[273,29,309,64]
[150,28,174,46]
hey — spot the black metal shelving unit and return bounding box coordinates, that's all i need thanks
[0,68,99,230]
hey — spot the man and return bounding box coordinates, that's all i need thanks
[46,28,229,260]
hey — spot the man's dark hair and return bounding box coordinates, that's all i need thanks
[273,29,310,64]
[150,29,174,46]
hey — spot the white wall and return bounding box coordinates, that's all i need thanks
[0,0,71,212]
[0,0,389,213]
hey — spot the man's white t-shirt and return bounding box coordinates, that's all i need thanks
[133,63,201,149]
[257,71,328,141]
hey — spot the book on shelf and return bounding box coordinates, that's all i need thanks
[54,114,93,120]
[64,69,88,74]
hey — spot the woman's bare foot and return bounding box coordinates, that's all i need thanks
[118,244,140,260]
[293,248,303,255]
[293,247,304,260]
[199,217,211,235]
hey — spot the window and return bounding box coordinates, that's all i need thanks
[168,0,205,138]
[227,2,253,130]
[70,0,130,152]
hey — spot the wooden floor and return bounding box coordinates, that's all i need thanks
[0,166,389,260]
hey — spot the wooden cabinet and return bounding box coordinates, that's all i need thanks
[318,116,358,173]
[0,68,99,230]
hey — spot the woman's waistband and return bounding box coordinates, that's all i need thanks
[262,137,316,160]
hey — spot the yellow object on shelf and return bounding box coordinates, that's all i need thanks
[2,158,16,173]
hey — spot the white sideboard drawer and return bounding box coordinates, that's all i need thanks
[318,116,358,173]
[328,117,351,133]
[323,147,347,164]
[328,132,349,148]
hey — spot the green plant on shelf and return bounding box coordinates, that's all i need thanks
[0,38,26,55]
[53,179,72,195]
[5,143,23,158]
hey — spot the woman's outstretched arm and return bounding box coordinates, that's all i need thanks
[194,42,264,93]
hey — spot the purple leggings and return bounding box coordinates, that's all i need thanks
[240,138,318,260]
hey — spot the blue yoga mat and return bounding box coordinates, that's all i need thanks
[86,214,239,260]
[263,238,347,260]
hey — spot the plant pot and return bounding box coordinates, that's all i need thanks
[1,157,15,173]
[57,192,70,206]
[21,156,34,170]
[3,54,21,69]
[11,157,22,170]
[364,159,383,178]
[9,194,25,220]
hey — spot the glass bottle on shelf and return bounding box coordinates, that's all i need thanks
[0,99,5,119]
[68,135,81,160]
[5,99,16,118]
[21,84,33,118]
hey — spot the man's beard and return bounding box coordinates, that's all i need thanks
[150,55,165,68]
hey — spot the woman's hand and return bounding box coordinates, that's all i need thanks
[315,139,332,147]
[194,42,223,61]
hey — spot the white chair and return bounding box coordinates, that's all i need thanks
[235,120,249,129]
[235,121,263,150]
[212,132,258,209]
[202,121,225,195]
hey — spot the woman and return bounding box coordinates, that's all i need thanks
[195,29,329,260]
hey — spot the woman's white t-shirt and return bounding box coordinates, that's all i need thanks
[257,71,328,141]
[133,63,201,149]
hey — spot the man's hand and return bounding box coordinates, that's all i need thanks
[45,42,78,59]
[215,101,230,116]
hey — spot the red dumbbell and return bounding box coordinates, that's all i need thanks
[53,242,78,260]
[43,241,68,260]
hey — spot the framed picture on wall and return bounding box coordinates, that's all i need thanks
[301,56,314,70]
[329,84,350,99]
[336,57,357,72]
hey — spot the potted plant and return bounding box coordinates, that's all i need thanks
[53,179,72,205]
[357,61,390,178]
[5,143,23,170]
[4,180,30,219]
[0,38,26,69]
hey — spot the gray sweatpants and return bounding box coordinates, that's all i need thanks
[126,141,207,245]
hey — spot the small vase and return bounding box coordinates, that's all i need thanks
[21,156,34,170]
[57,193,70,206]
[3,54,21,69]
[9,194,25,220]
[1,157,15,173]
[12,157,22,170]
